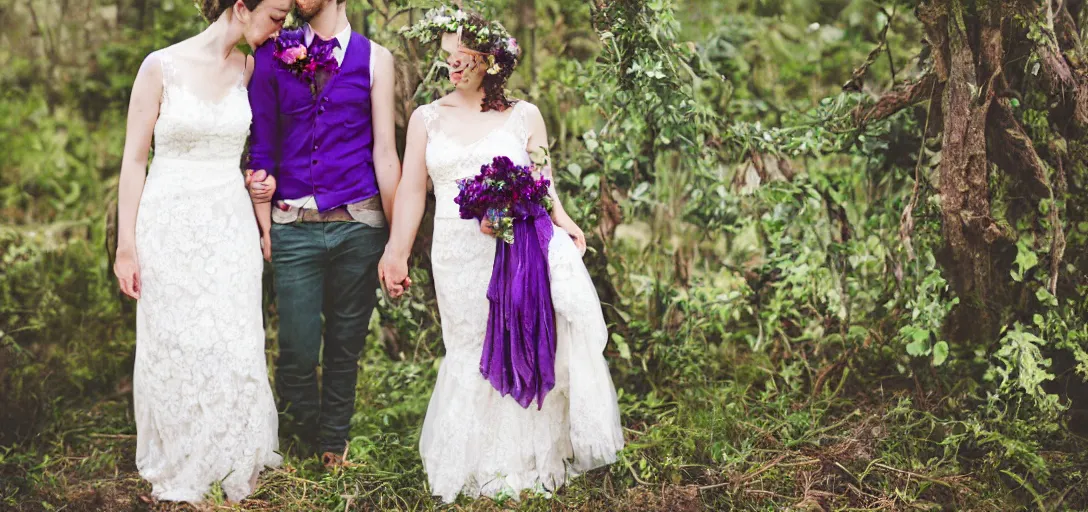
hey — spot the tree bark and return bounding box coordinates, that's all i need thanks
[858,0,1088,340]
[934,2,1003,339]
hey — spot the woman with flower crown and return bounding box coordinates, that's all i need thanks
[379,6,625,503]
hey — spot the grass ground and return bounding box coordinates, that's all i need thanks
[4,344,1062,512]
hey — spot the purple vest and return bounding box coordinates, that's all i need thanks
[248,31,378,212]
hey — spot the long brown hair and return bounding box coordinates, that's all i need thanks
[200,0,264,22]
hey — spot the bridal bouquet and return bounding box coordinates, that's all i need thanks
[453,156,552,244]
[454,156,557,409]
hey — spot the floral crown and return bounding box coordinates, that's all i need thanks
[402,6,521,77]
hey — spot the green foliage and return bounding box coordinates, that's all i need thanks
[898,252,956,366]
[5,0,1088,510]
[0,224,131,445]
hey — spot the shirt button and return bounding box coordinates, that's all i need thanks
[318,107,326,114]
[323,97,330,103]
[313,144,319,150]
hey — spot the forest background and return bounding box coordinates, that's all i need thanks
[4,0,1088,510]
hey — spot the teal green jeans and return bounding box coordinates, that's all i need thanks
[270,221,386,455]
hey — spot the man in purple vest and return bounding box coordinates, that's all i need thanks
[245,0,401,467]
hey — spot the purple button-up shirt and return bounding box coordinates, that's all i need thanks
[248,30,379,212]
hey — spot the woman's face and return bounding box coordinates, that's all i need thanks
[240,0,292,49]
[441,32,485,91]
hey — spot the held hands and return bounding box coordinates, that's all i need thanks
[245,170,277,203]
[378,250,413,299]
[114,248,141,299]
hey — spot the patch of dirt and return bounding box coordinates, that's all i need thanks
[614,485,702,512]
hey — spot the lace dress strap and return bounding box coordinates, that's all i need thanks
[508,101,532,149]
[237,53,249,88]
[157,50,178,104]
[419,102,440,138]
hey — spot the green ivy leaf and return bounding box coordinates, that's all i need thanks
[906,337,930,357]
[1012,239,1038,282]
[1036,287,1059,307]
[567,163,583,180]
[611,333,631,360]
[932,341,949,366]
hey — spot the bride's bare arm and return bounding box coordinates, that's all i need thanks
[524,103,587,252]
[114,54,164,299]
[379,108,429,296]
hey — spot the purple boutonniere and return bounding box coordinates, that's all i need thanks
[273,28,340,94]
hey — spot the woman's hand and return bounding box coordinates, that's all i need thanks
[114,247,142,299]
[260,230,272,262]
[555,215,587,255]
[480,219,496,237]
[245,170,276,204]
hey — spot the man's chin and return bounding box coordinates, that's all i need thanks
[293,6,317,22]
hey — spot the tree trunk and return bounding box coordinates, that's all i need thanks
[935,2,1003,340]
[865,0,1088,341]
[516,0,536,86]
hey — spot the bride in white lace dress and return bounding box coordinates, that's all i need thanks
[382,11,624,503]
[112,0,290,503]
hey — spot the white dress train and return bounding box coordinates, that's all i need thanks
[418,101,625,502]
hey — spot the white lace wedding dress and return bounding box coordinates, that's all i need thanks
[418,101,625,502]
[132,49,281,503]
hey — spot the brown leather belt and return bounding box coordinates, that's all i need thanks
[293,206,355,222]
[272,195,386,226]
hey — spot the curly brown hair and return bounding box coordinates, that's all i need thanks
[200,0,264,22]
[462,12,520,112]
[422,11,517,112]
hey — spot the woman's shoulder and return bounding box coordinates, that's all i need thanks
[413,100,437,113]
[153,38,199,60]
[512,100,540,115]
[142,44,178,67]
[135,47,174,81]
[144,41,196,73]
[411,101,443,125]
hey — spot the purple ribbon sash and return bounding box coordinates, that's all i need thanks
[480,208,557,409]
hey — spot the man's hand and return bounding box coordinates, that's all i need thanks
[245,169,276,203]
[378,250,412,299]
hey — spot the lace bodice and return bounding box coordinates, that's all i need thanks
[153,50,251,162]
[420,101,534,218]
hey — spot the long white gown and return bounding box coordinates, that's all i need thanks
[418,100,625,502]
[132,49,281,503]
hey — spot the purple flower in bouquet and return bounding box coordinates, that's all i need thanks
[454,156,552,244]
[273,28,340,94]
